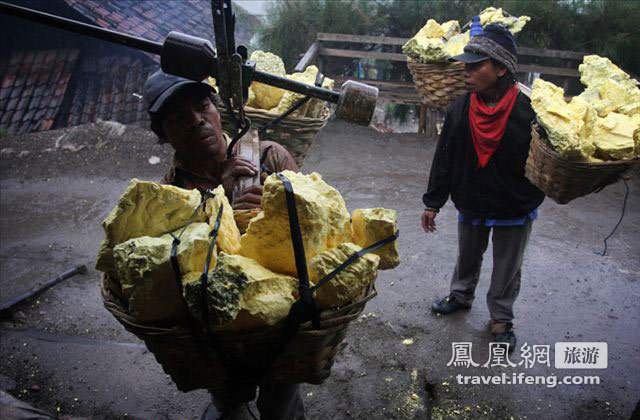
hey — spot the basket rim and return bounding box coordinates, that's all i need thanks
[406,59,464,67]
[531,124,640,168]
[227,105,331,124]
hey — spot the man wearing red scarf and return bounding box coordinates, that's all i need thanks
[421,24,544,351]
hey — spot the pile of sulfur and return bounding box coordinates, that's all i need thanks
[402,7,530,63]
[531,55,640,161]
[96,173,399,331]
[208,50,334,119]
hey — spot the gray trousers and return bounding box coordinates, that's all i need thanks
[209,382,305,420]
[449,220,533,324]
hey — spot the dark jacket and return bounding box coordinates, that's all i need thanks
[423,91,544,220]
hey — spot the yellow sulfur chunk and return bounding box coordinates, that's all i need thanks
[403,19,467,63]
[183,253,297,330]
[215,254,298,331]
[441,20,461,40]
[402,32,447,63]
[579,55,640,93]
[204,185,241,254]
[531,79,596,160]
[240,171,352,276]
[247,50,287,110]
[580,79,640,118]
[403,19,465,63]
[592,112,638,160]
[113,222,212,322]
[274,66,334,118]
[443,31,470,58]
[619,102,640,118]
[351,208,400,270]
[309,243,379,309]
[415,19,446,39]
[96,179,204,273]
[479,7,530,34]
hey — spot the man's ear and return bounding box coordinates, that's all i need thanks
[495,63,508,78]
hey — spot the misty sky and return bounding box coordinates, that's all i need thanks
[234,0,277,17]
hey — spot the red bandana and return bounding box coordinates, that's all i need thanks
[469,84,519,168]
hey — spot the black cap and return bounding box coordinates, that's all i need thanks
[143,70,214,114]
[448,51,490,64]
[479,24,517,56]
[449,24,518,74]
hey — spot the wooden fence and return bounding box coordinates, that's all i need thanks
[296,32,588,136]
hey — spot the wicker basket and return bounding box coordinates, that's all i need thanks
[406,61,467,111]
[525,125,640,204]
[220,107,331,168]
[233,208,261,234]
[101,274,376,392]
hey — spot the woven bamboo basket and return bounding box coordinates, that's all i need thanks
[220,107,331,168]
[406,61,467,111]
[233,208,261,234]
[101,274,376,392]
[525,124,640,204]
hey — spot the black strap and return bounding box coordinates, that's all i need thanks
[166,190,223,370]
[275,173,320,329]
[312,230,400,291]
[199,204,224,335]
[169,192,212,294]
[258,96,311,137]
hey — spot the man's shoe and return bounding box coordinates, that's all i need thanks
[431,295,471,315]
[493,327,517,353]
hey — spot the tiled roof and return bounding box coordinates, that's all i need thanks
[63,0,227,60]
[65,54,154,126]
[0,48,79,133]
[0,1,259,133]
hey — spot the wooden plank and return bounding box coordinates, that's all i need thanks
[334,77,415,90]
[294,41,319,72]
[317,32,408,46]
[319,47,407,62]
[517,64,579,77]
[518,47,585,60]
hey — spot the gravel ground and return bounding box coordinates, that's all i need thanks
[0,119,638,419]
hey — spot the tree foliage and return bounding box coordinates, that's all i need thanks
[258,0,640,76]
[257,0,386,72]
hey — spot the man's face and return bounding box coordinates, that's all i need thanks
[463,59,507,94]
[160,86,226,161]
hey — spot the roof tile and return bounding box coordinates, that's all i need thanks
[0,49,79,133]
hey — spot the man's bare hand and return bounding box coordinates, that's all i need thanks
[421,210,437,233]
[221,155,258,194]
[232,185,263,210]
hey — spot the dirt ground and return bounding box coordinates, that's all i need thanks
[0,119,638,419]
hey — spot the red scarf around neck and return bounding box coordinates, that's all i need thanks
[468,84,519,168]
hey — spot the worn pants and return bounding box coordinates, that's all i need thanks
[449,220,533,325]
[209,381,305,420]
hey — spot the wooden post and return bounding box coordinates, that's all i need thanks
[418,104,427,134]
